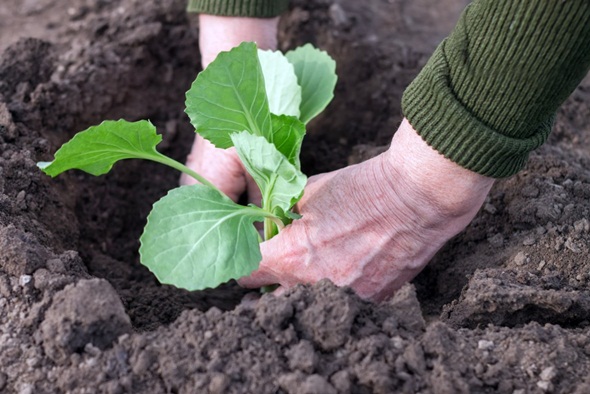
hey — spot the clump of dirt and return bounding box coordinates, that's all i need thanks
[1,0,590,392]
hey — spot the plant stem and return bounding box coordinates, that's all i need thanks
[242,206,283,234]
[250,209,284,295]
[145,153,220,192]
[145,150,288,243]
[264,218,276,241]
[257,206,285,294]
[263,212,284,241]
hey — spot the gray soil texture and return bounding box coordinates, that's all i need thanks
[2,0,590,393]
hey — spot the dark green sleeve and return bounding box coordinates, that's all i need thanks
[188,0,289,17]
[402,0,590,178]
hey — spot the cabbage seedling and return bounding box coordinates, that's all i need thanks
[38,42,337,291]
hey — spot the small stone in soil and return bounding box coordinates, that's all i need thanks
[513,252,528,266]
[488,233,504,247]
[478,340,494,350]
[523,236,536,246]
[483,203,497,214]
[19,275,32,286]
[540,366,556,381]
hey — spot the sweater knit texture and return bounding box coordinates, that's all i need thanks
[188,0,288,17]
[402,0,590,177]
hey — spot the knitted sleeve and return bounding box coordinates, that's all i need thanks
[402,0,590,178]
[187,0,289,17]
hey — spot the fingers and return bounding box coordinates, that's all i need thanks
[237,266,278,288]
[240,172,333,289]
[246,172,263,206]
[270,285,288,297]
[182,135,264,205]
[181,136,248,202]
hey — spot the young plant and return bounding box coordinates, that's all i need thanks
[38,42,337,291]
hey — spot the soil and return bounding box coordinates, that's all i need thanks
[1,0,590,393]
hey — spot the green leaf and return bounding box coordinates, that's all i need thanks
[274,206,302,225]
[285,44,337,124]
[269,114,306,170]
[139,185,266,291]
[232,131,306,213]
[38,120,163,177]
[185,42,272,148]
[283,210,303,220]
[37,119,217,189]
[257,49,302,117]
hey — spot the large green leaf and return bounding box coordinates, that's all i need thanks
[37,120,164,177]
[270,114,305,170]
[257,49,302,117]
[285,44,337,124]
[231,131,306,213]
[185,42,272,148]
[139,185,266,291]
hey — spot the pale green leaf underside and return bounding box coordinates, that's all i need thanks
[139,185,265,291]
[185,42,272,148]
[270,114,305,170]
[38,120,162,177]
[232,131,306,213]
[273,206,302,226]
[257,49,302,118]
[285,44,337,124]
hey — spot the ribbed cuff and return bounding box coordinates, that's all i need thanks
[402,44,553,178]
[188,0,289,17]
[402,0,590,178]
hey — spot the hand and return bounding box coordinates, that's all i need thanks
[239,119,495,301]
[181,14,279,204]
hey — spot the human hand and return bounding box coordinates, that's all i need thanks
[180,15,279,204]
[239,119,495,301]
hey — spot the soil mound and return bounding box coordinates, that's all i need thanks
[1,0,590,392]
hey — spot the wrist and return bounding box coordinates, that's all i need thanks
[385,118,494,222]
[199,14,279,68]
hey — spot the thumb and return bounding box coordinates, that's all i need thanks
[181,136,248,202]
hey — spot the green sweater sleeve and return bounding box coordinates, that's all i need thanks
[188,0,289,17]
[402,0,590,178]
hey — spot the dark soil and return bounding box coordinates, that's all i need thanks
[1,0,590,392]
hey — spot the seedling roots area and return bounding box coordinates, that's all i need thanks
[2,0,590,392]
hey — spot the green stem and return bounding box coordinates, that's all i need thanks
[264,216,285,240]
[145,151,286,296]
[264,218,277,241]
[142,153,220,192]
[262,200,284,241]
[144,151,288,242]
[242,206,284,231]
[252,207,284,294]
[261,175,283,241]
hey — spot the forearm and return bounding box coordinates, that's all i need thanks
[198,15,279,66]
[189,0,285,67]
[403,0,590,178]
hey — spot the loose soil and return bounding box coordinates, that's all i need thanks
[1,0,590,393]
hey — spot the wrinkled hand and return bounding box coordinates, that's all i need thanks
[181,14,279,204]
[239,119,495,301]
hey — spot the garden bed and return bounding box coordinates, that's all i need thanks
[1,0,590,392]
